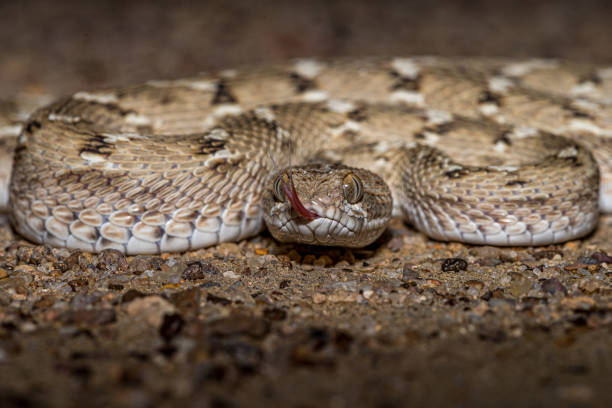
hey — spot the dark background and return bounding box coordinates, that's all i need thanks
[2,0,612,97]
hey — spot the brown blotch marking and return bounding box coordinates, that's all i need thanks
[444,168,471,179]
[25,120,42,133]
[389,70,420,91]
[347,107,368,122]
[263,119,278,132]
[198,137,226,155]
[494,131,513,146]
[427,122,456,135]
[212,80,238,105]
[79,134,115,157]
[289,73,316,94]
[562,155,583,167]
[478,91,502,105]
[505,180,527,187]
[571,111,594,119]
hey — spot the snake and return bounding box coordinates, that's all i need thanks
[0,57,611,254]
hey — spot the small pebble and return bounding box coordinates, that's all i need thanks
[589,252,612,263]
[223,270,240,279]
[541,278,568,296]
[441,258,468,272]
[124,296,176,328]
[401,265,419,281]
[96,249,128,274]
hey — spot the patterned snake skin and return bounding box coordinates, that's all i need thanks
[0,57,611,254]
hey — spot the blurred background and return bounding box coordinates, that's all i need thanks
[1,0,612,96]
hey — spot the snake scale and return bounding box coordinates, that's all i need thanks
[0,57,611,254]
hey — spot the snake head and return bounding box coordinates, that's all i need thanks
[262,164,393,247]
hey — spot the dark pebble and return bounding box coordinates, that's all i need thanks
[308,327,330,349]
[170,287,201,315]
[121,289,147,303]
[541,278,568,295]
[206,293,232,305]
[96,249,128,274]
[480,290,493,301]
[182,260,220,280]
[159,313,184,341]
[331,330,354,353]
[441,258,468,272]
[577,256,602,265]
[68,278,89,291]
[263,307,287,321]
[108,283,124,290]
[588,252,612,264]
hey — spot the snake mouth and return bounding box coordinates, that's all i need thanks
[269,206,387,247]
[277,215,362,246]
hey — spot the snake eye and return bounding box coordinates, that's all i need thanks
[342,173,363,204]
[273,175,286,202]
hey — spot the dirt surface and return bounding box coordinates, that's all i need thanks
[0,1,611,407]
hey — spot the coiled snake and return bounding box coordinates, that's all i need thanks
[0,57,610,254]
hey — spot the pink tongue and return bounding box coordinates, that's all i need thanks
[282,181,319,221]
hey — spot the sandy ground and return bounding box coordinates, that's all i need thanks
[0,1,611,407]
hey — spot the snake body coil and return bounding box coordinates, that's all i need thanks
[1,57,611,253]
